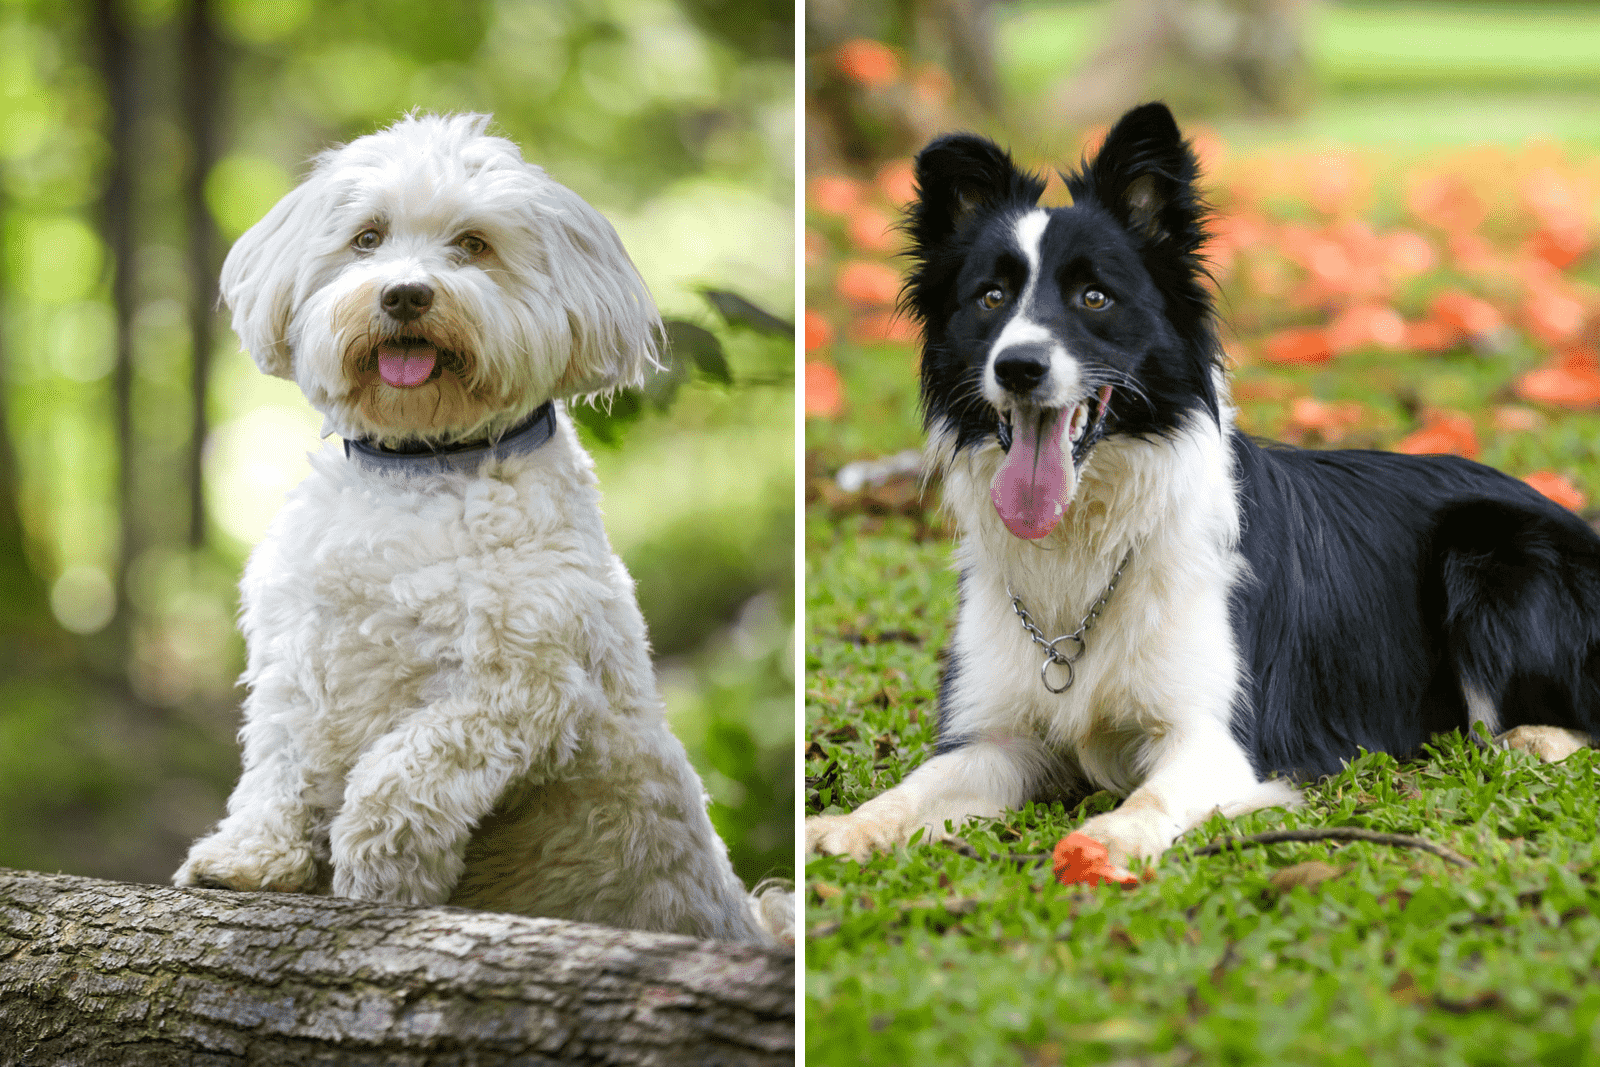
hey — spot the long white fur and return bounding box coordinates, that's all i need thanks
[220,113,660,447]
[807,378,1299,867]
[176,113,790,944]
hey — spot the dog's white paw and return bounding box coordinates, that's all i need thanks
[1496,725,1592,763]
[174,829,317,893]
[1075,802,1175,870]
[805,812,914,862]
[329,810,459,905]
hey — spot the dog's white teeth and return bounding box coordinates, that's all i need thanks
[1068,402,1090,442]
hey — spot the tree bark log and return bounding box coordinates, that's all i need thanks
[0,869,794,1066]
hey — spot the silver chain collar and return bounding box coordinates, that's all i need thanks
[1006,548,1133,694]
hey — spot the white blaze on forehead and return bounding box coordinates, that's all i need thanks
[1013,209,1049,279]
[989,209,1053,356]
[986,208,1080,404]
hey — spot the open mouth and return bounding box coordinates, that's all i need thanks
[372,339,461,389]
[991,385,1113,540]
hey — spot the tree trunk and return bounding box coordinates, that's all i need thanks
[93,0,139,626]
[0,174,71,673]
[0,869,795,1066]
[1048,0,1313,129]
[180,0,222,550]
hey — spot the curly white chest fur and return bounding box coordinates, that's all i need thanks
[183,418,766,941]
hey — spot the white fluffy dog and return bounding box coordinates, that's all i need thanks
[174,113,790,944]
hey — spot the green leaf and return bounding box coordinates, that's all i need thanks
[663,318,732,385]
[567,389,642,448]
[700,288,793,336]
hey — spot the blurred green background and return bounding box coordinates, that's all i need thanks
[0,0,794,893]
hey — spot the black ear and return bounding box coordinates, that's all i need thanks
[909,134,1046,249]
[1073,102,1203,251]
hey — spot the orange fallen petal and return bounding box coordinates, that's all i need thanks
[1447,232,1499,274]
[1514,364,1600,408]
[834,260,902,306]
[1403,318,1461,354]
[848,310,920,346]
[1429,290,1503,337]
[804,308,834,352]
[1407,174,1487,235]
[1381,229,1436,280]
[1052,832,1139,888]
[1527,227,1588,269]
[1328,304,1405,353]
[836,38,901,88]
[846,205,899,254]
[876,158,917,207]
[1490,405,1542,433]
[1523,470,1587,511]
[1523,287,1586,345]
[804,360,844,418]
[1560,345,1599,372]
[1307,150,1369,217]
[1288,397,1366,442]
[1261,328,1334,365]
[1393,408,1479,459]
[1188,126,1228,176]
[810,175,865,217]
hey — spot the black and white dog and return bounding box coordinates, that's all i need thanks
[806,102,1600,868]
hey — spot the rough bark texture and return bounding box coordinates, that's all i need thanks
[0,869,794,1066]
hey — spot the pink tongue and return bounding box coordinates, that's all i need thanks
[377,344,438,388]
[990,409,1071,540]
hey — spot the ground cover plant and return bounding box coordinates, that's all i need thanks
[805,9,1600,1063]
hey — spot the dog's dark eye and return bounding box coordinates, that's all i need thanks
[457,234,489,256]
[354,229,383,251]
[1081,289,1112,310]
[979,287,1006,310]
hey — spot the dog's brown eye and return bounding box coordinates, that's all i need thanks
[1082,288,1111,310]
[354,229,383,251]
[457,234,488,256]
[979,287,1006,310]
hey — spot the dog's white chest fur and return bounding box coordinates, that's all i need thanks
[938,412,1249,787]
[184,417,764,939]
[243,424,626,780]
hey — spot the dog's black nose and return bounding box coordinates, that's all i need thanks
[382,282,434,322]
[992,346,1051,393]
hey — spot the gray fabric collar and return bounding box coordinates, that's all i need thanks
[343,402,557,475]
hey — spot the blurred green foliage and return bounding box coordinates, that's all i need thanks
[0,0,793,893]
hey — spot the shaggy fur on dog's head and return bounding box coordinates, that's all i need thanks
[220,112,662,447]
[902,102,1219,540]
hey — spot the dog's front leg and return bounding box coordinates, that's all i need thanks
[326,695,544,905]
[806,735,1049,861]
[1076,717,1299,869]
[174,712,321,892]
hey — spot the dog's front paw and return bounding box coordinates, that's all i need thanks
[329,811,460,905]
[805,811,915,862]
[174,829,317,893]
[1496,725,1592,763]
[1075,802,1176,871]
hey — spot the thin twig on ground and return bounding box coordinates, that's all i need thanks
[940,839,1052,869]
[1190,827,1475,867]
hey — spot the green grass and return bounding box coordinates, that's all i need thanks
[805,517,1600,1066]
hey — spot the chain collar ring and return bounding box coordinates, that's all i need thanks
[1006,548,1133,694]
